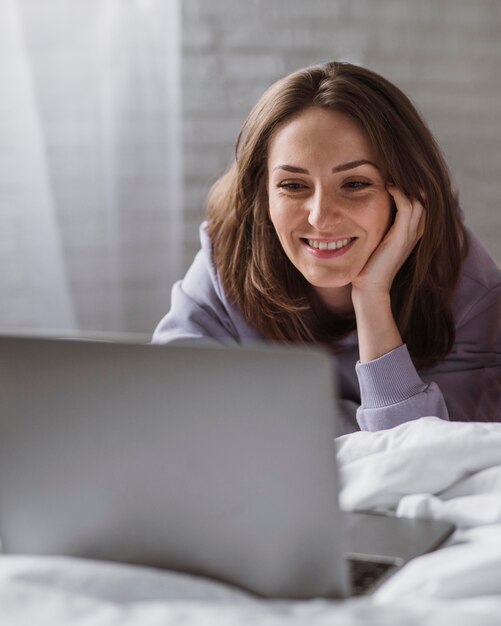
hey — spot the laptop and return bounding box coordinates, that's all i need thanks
[0,335,454,599]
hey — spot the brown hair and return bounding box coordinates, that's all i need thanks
[206,61,467,368]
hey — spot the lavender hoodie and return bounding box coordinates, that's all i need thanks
[153,223,501,433]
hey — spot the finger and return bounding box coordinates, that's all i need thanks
[385,183,413,213]
[386,185,420,240]
[387,184,424,227]
[385,185,426,248]
[415,202,426,239]
[409,199,426,237]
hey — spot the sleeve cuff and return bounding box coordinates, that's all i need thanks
[355,344,427,409]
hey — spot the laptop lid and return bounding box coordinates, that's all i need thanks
[0,335,350,599]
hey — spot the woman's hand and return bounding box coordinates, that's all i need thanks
[351,184,426,296]
[351,185,426,362]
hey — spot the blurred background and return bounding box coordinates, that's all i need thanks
[1,0,500,336]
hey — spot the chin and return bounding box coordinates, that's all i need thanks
[304,271,355,290]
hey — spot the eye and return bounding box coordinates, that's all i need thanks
[277,181,308,191]
[342,180,373,191]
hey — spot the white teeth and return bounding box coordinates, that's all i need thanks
[307,238,353,250]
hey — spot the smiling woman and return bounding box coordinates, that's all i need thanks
[153,61,501,433]
[267,108,395,316]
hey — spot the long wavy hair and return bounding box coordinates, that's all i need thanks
[206,61,467,368]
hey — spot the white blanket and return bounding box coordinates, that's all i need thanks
[1,417,501,625]
[337,417,501,604]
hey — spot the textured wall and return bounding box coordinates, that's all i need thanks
[181,0,501,271]
[1,1,499,335]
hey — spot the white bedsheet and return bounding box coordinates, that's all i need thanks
[1,417,501,625]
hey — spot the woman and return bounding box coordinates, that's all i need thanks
[153,61,501,432]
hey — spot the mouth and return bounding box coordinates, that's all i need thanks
[300,236,357,259]
[304,237,356,251]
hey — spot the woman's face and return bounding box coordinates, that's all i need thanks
[267,106,393,311]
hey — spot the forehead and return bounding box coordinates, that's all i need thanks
[268,107,377,165]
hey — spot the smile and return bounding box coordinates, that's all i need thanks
[305,237,355,251]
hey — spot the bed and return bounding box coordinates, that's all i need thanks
[1,416,501,625]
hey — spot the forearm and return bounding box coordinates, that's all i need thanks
[351,288,450,430]
[352,288,403,362]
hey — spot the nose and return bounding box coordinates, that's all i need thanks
[307,188,343,231]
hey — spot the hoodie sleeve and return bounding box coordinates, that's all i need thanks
[152,225,262,345]
[355,271,501,430]
[152,249,241,345]
[355,344,450,431]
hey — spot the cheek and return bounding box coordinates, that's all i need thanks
[268,197,298,234]
[369,199,393,243]
[267,201,289,252]
[268,207,282,239]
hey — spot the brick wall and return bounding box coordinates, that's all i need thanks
[181,0,501,270]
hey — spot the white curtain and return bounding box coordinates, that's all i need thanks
[0,0,182,334]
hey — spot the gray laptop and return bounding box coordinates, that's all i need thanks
[0,335,454,599]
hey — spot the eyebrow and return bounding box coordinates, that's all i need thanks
[272,159,379,174]
[333,159,379,173]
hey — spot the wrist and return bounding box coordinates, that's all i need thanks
[351,285,392,311]
[351,287,402,363]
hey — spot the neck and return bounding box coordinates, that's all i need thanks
[312,285,354,316]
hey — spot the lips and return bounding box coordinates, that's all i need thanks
[305,237,355,251]
[302,236,357,257]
